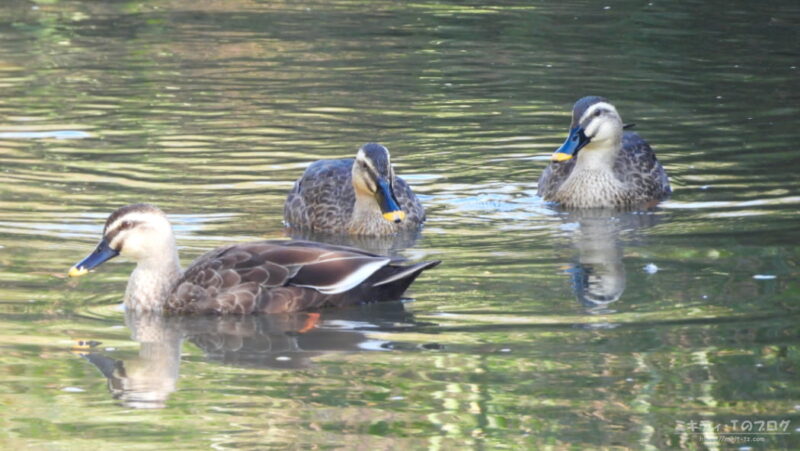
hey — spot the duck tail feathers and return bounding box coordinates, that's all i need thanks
[372,260,441,289]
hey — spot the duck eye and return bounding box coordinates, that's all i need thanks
[594,110,602,117]
[121,221,132,229]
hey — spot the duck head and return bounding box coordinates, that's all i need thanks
[551,96,626,163]
[69,204,175,277]
[351,143,406,224]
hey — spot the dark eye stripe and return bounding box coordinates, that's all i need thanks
[367,165,380,181]
[105,220,139,248]
[583,109,607,127]
[358,159,380,182]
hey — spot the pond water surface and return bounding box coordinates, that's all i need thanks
[1,0,799,449]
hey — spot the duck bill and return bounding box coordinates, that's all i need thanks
[68,239,119,277]
[375,177,406,223]
[551,126,590,162]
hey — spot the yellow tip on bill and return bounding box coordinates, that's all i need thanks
[68,266,88,278]
[71,339,100,351]
[551,152,573,162]
[383,211,406,222]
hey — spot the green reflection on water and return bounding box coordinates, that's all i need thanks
[1,0,799,448]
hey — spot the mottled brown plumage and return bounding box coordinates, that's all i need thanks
[168,240,439,314]
[284,143,425,235]
[69,204,440,314]
[538,97,671,209]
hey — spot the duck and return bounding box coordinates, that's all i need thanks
[67,203,440,314]
[537,96,671,209]
[284,143,425,235]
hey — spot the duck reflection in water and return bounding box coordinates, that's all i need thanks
[76,302,419,409]
[561,209,661,313]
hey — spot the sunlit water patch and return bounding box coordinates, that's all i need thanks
[1,0,799,448]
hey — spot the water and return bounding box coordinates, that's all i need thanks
[1,0,799,448]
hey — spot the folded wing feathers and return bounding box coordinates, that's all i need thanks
[290,256,392,295]
[183,241,426,306]
[371,260,442,288]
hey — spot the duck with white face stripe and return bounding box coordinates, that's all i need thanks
[68,204,440,314]
[351,144,407,224]
[284,143,425,236]
[537,96,671,209]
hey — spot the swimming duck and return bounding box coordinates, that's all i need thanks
[537,96,671,208]
[68,204,440,314]
[284,143,425,235]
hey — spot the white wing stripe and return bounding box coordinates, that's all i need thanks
[296,258,391,295]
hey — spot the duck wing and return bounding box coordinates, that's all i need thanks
[537,159,576,200]
[394,175,426,225]
[284,159,356,233]
[168,240,402,314]
[616,132,671,201]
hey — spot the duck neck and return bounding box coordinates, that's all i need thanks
[574,140,620,173]
[349,192,395,235]
[124,244,182,313]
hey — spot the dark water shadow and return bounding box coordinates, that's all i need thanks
[77,302,422,409]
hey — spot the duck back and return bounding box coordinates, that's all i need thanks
[167,240,439,314]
